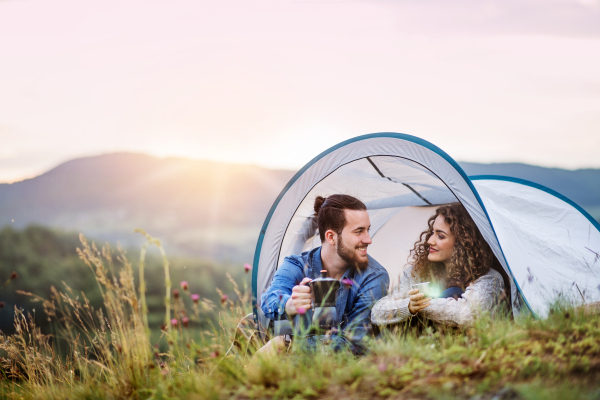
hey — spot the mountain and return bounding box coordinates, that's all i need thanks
[0,153,294,261]
[0,154,598,261]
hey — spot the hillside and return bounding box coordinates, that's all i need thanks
[0,154,598,260]
[0,154,294,260]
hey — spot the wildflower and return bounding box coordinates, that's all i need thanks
[221,294,228,304]
[0,302,4,309]
[173,289,180,299]
[297,307,306,315]
[160,362,165,368]
[182,316,190,328]
[278,291,283,301]
[10,272,17,280]
[160,323,167,331]
[191,294,200,303]
[244,263,252,273]
[341,278,354,289]
[210,351,220,358]
[180,281,189,291]
[171,318,178,327]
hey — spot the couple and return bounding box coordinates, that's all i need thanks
[260,194,505,355]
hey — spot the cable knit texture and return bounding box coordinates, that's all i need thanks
[371,266,505,327]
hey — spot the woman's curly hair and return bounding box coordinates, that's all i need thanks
[410,203,497,289]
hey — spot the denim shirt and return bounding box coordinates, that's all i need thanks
[260,247,389,354]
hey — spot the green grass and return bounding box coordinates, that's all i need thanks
[1,234,600,400]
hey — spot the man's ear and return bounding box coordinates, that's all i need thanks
[324,230,336,245]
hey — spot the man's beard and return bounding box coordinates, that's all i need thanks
[336,233,369,271]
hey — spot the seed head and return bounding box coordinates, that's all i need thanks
[170,318,178,327]
[182,316,190,328]
[180,281,189,291]
[10,272,17,280]
[173,289,180,299]
[220,294,228,305]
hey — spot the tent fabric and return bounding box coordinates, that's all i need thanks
[252,133,525,335]
[251,133,599,335]
[471,176,600,317]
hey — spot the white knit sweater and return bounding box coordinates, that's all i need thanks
[371,266,505,327]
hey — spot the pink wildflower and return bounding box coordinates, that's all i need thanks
[191,294,200,303]
[210,351,220,358]
[341,278,354,289]
[297,307,306,315]
[180,281,189,291]
[244,263,252,273]
[173,289,180,299]
[182,316,190,328]
[171,318,178,327]
[221,294,228,305]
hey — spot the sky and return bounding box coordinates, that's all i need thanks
[1,0,599,183]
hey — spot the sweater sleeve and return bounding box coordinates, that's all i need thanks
[419,268,505,326]
[371,268,414,326]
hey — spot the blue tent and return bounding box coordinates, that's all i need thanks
[251,133,600,338]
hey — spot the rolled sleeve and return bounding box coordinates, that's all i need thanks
[260,256,305,320]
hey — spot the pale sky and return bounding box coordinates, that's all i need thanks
[1,0,599,183]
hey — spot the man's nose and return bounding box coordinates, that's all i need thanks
[363,232,372,245]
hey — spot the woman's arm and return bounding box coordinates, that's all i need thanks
[371,268,415,326]
[419,268,505,326]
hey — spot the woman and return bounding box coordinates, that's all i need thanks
[371,203,506,327]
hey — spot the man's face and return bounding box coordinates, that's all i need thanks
[335,209,372,270]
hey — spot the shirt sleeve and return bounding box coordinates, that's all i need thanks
[260,256,306,320]
[419,268,505,326]
[371,268,414,326]
[331,268,390,355]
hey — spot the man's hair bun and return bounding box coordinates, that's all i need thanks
[314,196,326,216]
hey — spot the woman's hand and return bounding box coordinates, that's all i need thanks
[408,288,431,315]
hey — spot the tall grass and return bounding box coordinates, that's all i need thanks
[1,234,600,400]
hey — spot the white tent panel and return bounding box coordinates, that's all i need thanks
[473,178,600,317]
[255,136,520,330]
[367,206,440,288]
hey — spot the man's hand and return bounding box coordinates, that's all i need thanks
[285,277,312,318]
[408,288,431,315]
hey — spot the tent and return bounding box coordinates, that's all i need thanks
[251,133,600,337]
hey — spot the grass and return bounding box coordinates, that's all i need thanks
[1,233,600,400]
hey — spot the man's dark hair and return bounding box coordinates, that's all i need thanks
[314,194,367,242]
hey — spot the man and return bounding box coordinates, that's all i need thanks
[260,194,390,355]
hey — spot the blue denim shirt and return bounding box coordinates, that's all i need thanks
[261,247,389,354]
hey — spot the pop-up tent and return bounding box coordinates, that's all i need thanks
[251,133,600,337]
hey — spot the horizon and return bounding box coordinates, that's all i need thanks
[1,0,600,183]
[2,149,599,185]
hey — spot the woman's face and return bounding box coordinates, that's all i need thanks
[427,215,456,266]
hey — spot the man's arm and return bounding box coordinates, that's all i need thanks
[260,256,306,320]
[331,269,390,355]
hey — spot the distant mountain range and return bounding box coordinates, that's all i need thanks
[0,153,598,261]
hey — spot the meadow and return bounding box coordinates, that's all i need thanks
[1,230,599,400]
